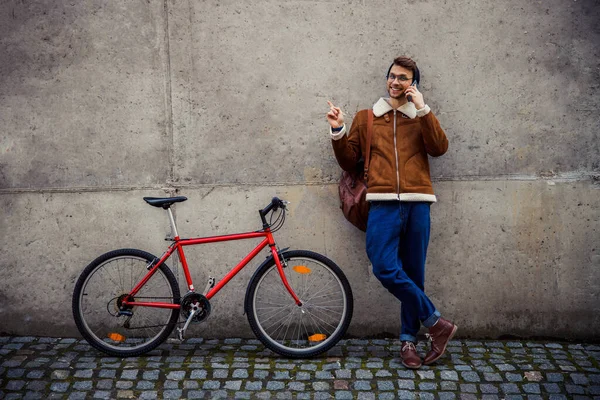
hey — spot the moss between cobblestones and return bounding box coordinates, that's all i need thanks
[1,337,600,399]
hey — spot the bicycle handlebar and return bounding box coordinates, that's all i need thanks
[259,197,287,228]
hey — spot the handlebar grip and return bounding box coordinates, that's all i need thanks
[258,197,287,228]
[271,197,282,211]
[259,197,285,217]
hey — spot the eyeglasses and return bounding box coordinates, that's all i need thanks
[387,73,413,82]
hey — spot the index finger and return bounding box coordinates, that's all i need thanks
[327,100,336,109]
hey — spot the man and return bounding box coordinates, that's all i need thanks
[326,56,457,369]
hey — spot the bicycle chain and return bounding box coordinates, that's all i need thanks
[107,295,181,330]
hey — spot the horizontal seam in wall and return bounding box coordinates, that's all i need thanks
[0,173,598,194]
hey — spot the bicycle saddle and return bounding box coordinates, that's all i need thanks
[143,196,188,209]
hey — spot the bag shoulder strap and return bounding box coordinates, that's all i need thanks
[364,109,373,179]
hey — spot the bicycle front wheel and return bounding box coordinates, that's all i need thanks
[245,250,353,358]
[72,249,180,357]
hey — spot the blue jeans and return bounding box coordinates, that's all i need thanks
[366,201,440,343]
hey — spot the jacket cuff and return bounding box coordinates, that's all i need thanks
[330,124,346,140]
[416,104,431,117]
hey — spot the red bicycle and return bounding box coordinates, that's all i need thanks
[72,196,353,358]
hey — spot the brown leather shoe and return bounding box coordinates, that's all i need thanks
[423,317,458,365]
[401,341,422,369]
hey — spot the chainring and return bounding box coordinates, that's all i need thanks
[180,292,211,323]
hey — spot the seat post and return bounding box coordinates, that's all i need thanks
[166,207,179,238]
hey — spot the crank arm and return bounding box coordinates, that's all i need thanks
[177,308,199,341]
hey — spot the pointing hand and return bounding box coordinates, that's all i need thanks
[326,101,345,129]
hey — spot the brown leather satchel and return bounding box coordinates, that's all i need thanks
[338,109,373,231]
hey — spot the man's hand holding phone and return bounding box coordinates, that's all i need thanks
[405,82,425,110]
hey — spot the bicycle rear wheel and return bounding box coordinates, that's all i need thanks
[72,249,180,357]
[245,250,353,358]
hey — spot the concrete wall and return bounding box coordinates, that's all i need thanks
[1,0,598,340]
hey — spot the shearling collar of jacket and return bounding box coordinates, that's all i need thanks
[372,97,417,119]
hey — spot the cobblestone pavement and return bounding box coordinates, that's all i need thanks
[0,336,599,399]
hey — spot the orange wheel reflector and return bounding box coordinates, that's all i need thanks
[308,333,327,342]
[292,265,312,275]
[108,333,126,342]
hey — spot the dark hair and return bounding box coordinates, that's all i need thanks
[387,56,420,84]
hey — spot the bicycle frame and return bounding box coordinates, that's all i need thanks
[121,207,302,311]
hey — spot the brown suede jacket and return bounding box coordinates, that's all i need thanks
[331,98,448,202]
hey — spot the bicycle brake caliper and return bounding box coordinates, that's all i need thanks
[277,247,290,268]
[146,258,159,271]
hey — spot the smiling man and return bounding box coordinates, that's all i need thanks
[326,56,457,369]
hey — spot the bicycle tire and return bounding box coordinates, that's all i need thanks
[245,250,353,358]
[72,248,180,357]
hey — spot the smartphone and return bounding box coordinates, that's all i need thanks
[407,81,417,102]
